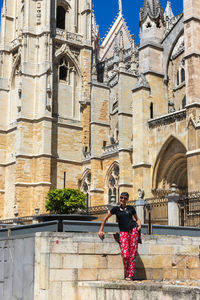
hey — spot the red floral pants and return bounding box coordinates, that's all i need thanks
[119,228,139,278]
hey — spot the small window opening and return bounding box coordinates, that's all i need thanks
[63,172,66,188]
[103,141,107,147]
[57,6,66,30]
[181,68,185,83]
[60,66,67,81]
[177,71,179,86]
[182,96,186,109]
[150,102,154,119]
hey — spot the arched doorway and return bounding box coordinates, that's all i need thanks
[153,136,188,195]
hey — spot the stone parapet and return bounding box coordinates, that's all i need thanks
[0,232,200,299]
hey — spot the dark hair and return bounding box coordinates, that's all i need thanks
[120,192,129,198]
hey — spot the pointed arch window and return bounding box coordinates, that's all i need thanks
[57,6,66,30]
[107,164,119,204]
[181,68,185,83]
[81,172,91,209]
[59,57,75,85]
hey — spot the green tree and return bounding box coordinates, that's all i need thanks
[45,188,86,214]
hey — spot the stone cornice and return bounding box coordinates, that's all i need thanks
[143,71,164,78]
[118,183,133,187]
[185,102,200,109]
[184,16,200,24]
[90,121,110,128]
[0,161,16,167]
[90,81,110,90]
[90,188,104,193]
[118,147,133,153]
[132,163,151,169]
[184,52,200,60]
[15,182,52,187]
[148,109,186,129]
[14,117,82,130]
[139,42,163,52]
[186,149,200,157]
[118,112,132,117]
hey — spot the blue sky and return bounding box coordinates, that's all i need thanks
[0,0,183,44]
[93,0,183,43]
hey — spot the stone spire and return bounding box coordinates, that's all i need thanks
[164,1,174,20]
[140,0,164,25]
[118,0,122,15]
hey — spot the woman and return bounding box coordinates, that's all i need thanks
[98,192,141,281]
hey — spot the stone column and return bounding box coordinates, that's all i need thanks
[184,0,200,191]
[167,184,180,226]
[135,189,145,224]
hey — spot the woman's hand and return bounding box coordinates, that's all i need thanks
[98,230,105,240]
[137,225,141,232]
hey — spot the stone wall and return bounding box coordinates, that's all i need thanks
[0,232,200,299]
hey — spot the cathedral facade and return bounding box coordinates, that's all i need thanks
[0,0,199,219]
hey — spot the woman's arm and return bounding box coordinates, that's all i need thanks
[134,213,141,232]
[98,211,112,239]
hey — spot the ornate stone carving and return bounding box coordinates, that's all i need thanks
[148,109,186,128]
[133,73,150,91]
[36,1,42,25]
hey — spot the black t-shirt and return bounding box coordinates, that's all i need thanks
[110,205,137,232]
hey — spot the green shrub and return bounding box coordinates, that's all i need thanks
[45,188,86,214]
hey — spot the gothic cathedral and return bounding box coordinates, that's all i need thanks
[0,0,199,219]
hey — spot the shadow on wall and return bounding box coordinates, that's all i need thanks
[136,254,147,280]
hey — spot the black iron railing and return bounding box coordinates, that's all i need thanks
[179,191,200,227]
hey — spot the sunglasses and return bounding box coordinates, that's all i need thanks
[120,196,128,200]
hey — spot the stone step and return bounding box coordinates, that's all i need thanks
[78,280,200,300]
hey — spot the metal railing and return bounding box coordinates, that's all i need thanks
[144,196,168,226]
[179,192,200,227]
[1,192,200,229]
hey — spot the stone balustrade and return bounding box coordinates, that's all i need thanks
[148,109,186,129]
[55,28,83,44]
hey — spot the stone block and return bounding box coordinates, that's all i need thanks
[151,268,163,281]
[189,269,200,280]
[36,237,50,253]
[97,268,124,280]
[78,268,98,281]
[78,243,95,254]
[186,257,200,269]
[50,269,77,282]
[163,268,178,280]
[82,255,107,269]
[78,286,97,300]
[107,255,124,269]
[63,254,83,269]
[49,282,62,300]
[175,256,187,268]
[94,243,120,255]
[137,244,150,255]
[139,255,172,269]
[149,245,175,255]
[62,282,78,300]
[177,268,190,280]
[50,254,63,269]
[50,240,78,254]
[177,246,199,256]
[39,253,50,290]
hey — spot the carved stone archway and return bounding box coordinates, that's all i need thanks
[152,136,188,195]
